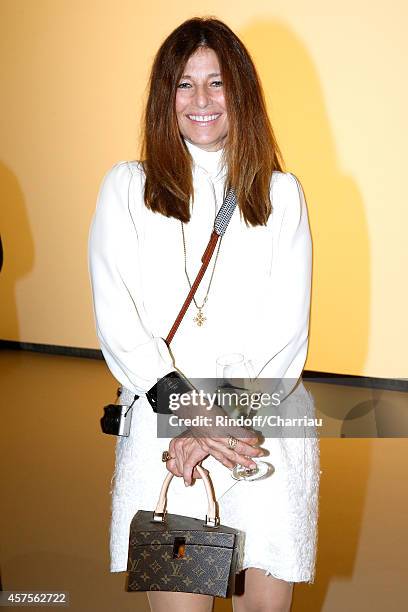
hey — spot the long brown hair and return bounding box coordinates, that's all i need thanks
[140,17,285,227]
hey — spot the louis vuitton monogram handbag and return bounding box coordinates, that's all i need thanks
[126,465,243,597]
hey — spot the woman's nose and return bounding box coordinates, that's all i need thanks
[193,85,210,108]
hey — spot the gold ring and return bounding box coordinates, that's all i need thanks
[161,450,174,462]
[227,435,238,449]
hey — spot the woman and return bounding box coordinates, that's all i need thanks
[88,16,320,612]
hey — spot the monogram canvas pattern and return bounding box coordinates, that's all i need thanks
[128,543,235,596]
[127,510,241,597]
[130,526,236,548]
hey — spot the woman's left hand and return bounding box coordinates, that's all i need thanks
[166,432,209,486]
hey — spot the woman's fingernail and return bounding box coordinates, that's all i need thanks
[184,481,189,487]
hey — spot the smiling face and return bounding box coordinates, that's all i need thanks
[175,46,228,152]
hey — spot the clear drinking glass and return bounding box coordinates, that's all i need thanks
[215,353,272,481]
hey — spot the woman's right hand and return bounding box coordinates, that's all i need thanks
[167,427,264,486]
[169,392,266,472]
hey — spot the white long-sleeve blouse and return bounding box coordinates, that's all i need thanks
[88,139,312,398]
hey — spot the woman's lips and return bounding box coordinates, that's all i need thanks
[187,113,221,126]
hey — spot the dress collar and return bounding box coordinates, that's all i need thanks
[183,138,226,181]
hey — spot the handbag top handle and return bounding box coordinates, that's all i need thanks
[152,465,220,528]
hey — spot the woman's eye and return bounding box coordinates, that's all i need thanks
[177,81,223,89]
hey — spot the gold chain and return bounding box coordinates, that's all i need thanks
[181,221,222,326]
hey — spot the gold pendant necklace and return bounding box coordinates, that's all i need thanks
[193,308,207,327]
[181,222,222,326]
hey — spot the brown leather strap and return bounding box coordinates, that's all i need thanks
[165,230,219,345]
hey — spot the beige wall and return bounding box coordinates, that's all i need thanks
[0,1,406,377]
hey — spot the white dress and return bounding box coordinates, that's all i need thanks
[88,139,320,584]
